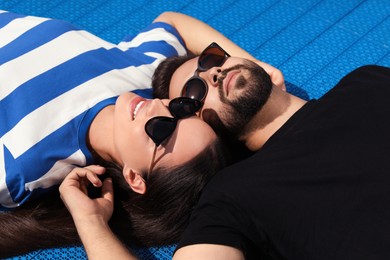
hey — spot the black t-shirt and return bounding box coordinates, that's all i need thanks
[177,65,390,259]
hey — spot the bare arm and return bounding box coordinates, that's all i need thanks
[75,217,135,260]
[59,166,138,260]
[59,166,243,260]
[154,11,285,90]
[173,244,245,260]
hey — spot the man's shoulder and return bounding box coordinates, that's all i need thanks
[330,65,390,93]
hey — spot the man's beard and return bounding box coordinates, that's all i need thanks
[215,60,272,137]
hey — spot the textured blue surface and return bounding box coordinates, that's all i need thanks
[1,0,389,259]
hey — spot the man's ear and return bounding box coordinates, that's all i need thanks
[122,166,146,194]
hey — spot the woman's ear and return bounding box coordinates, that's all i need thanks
[122,166,146,194]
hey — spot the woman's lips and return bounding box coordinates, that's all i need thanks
[130,96,146,120]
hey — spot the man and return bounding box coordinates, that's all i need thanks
[64,52,390,259]
[152,43,293,150]
[159,46,390,259]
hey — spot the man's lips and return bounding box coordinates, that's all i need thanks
[223,70,240,97]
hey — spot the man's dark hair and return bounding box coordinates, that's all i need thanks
[152,54,195,99]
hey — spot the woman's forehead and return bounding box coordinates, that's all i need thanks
[157,116,216,167]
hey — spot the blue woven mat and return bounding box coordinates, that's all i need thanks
[1,0,389,259]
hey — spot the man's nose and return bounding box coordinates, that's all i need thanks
[199,67,222,88]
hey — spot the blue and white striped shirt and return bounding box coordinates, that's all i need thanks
[0,10,186,208]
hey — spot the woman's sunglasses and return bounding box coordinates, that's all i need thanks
[145,97,203,146]
[181,42,230,102]
[144,97,203,175]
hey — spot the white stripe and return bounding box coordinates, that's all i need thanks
[0,15,49,48]
[25,150,84,191]
[118,27,187,55]
[0,143,18,208]
[0,30,115,101]
[2,64,152,158]
[146,52,169,60]
[0,10,7,14]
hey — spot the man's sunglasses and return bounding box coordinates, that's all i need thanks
[145,97,203,146]
[181,42,230,102]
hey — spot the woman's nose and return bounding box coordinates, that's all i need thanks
[161,99,170,107]
[147,99,171,117]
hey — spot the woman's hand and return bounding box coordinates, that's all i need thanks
[60,166,138,259]
[59,165,114,225]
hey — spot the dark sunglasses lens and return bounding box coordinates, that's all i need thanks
[199,47,226,70]
[145,117,177,145]
[169,98,202,118]
[182,78,207,101]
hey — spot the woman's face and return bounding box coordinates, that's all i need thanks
[113,92,217,174]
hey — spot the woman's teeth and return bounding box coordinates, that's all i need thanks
[133,101,144,120]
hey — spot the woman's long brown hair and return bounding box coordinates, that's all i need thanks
[0,138,230,258]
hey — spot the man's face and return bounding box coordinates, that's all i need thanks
[169,57,272,137]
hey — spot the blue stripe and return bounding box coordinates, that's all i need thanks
[0,11,26,29]
[0,47,154,136]
[132,88,152,99]
[4,113,85,204]
[0,19,78,65]
[3,145,26,204]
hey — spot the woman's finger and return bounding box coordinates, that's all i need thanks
[84,165,106,174]
[74,165,106,187]
[101,178,114,204]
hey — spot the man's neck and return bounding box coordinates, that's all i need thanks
[241,86,307,151]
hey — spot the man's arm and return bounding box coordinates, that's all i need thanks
[154,11,285,90]
[173,244,245,260]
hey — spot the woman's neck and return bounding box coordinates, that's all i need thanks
[88,105,116,162]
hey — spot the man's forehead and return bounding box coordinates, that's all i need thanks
[177,56,198,74]
[169,57,198,98]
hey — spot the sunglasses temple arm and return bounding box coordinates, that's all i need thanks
[148,145,158,178]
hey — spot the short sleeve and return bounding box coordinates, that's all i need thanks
[176,189,250,253]
[118,21,187,58]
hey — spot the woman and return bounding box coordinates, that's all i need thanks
[0,10,227,257]
[0,90,229,258]
[0,9,187,209]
